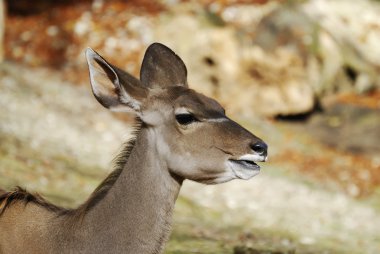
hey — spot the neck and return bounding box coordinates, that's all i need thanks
[59,126,182,253]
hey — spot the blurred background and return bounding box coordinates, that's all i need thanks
[0,0,380,253]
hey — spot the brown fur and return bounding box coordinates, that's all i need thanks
[72,119,143,217]
[0,187,68,216]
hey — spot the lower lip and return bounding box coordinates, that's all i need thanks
[229,160,260,170]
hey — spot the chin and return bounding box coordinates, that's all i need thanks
[195,172,237,185]
[227,161,261,180]
[233,169,260,180]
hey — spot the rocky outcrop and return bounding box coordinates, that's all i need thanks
[156,4,315,117]
[155,1,380,117]
[3,0,380,116]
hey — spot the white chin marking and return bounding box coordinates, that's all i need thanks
[212,173,236,184]
[198,173,236,185]
[227,161,260,180]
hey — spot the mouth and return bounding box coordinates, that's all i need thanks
[228,159,260,170]
[227,154,266,180]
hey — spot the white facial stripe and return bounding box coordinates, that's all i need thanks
[239,154,266,162]
[175,107,190,115]
[175,108,227,123]
[205,118,228,123]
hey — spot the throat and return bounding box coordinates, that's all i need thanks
[76,127,182,253]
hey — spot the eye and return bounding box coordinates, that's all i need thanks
[175,113,197,125]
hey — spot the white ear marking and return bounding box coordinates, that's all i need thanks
[86,48,120,88]
[119,89,141,111]
[85,47,147,112]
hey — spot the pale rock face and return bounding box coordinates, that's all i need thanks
[155,9,315,117]
[303,0,380,93]
[154,1,380,117]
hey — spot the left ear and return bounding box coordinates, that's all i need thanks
[86,48,148,113]
[140,43,188,89]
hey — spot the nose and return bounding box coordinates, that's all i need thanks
[250,141,268,157]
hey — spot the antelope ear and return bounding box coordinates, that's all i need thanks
[86,48,148,112]
[140,43,188,89]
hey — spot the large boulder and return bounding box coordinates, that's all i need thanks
[156,4,315,117]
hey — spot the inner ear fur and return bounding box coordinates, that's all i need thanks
[86,48,148,112]
[140,43,188,89]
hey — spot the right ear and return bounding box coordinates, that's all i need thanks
[140,43,188,89]
[85,48,148,112]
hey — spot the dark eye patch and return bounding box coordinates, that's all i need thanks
[175,113,198,125]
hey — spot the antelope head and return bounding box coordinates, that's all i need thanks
[86,43,267,184]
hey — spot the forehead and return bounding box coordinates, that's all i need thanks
[166,86,225,118]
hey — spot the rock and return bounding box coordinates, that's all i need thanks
[252,4,315,61]
[303,0,380,93]
[156,6,315,117]
[237,46,315,116]
[155,12,241,108]
[307,103,380,155]
[5,0,380,117]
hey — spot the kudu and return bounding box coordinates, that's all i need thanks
[0,43,267,254]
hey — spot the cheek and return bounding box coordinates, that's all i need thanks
[167,145,227,177]
[168,154,198,175]
[155,129,228,177]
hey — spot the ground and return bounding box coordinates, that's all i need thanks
[1,62,379,253]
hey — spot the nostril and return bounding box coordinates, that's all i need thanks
[250,141,268,156]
